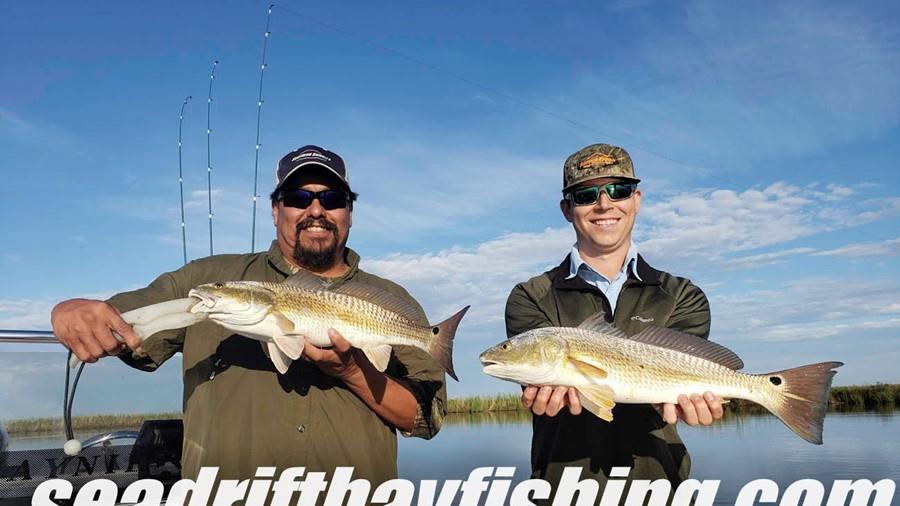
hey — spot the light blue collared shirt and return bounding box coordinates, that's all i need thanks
[566,242,642,315]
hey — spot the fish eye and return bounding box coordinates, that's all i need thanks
[501,343,510,350]
[214,283,224,289]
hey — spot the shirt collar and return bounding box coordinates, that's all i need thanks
[566,242,642,282]
[265,240,361,283]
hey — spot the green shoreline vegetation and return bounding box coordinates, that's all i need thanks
[4,384,898,435]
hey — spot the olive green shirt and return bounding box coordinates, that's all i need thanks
[505,253,711,500]
[108,241,446,483]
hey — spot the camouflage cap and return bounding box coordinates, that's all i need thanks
[562,143,639,192]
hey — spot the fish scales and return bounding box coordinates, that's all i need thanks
[563,329,760,404]
[263,282,432,348]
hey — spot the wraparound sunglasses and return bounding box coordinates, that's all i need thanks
[278,189,357,210]
[567,182,636,206]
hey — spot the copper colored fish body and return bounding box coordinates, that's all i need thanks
[480,313,842,444]
[189,273,468,379]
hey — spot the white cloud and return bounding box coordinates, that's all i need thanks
[183,188,225,210]
[0,291,118,331]
[363,227,573,331]
[859,318,900,330]
[351,145,559,237]
[0,298,57,330]
[0,107,83,154]
[471,94,497,106]
[710,277,900,344]
[812,237,900,258]
[720,248,817,270]
[636,183,898,270]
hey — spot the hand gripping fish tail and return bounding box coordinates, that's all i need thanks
[67,298,204,369]
[756,361,844,445]
[428,305,470,381]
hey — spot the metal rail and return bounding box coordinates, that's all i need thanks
[0,330,57,344]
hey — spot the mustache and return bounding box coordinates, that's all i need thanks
[296,218,337,232]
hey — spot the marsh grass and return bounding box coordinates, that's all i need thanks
[446,393,523,413]
[5,385,896,434]
[5,412,180,435]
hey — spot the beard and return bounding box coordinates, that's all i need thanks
[292,217,344,271]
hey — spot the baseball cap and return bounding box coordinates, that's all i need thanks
[275,145,350,192]
[562,143,640,192]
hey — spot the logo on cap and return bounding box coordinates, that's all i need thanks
[292,151,332,163]
[578,153,618,170]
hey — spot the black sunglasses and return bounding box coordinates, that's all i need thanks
[278,189,356,210]
[567,182,636,206]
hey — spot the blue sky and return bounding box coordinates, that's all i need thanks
[1,0,899,418]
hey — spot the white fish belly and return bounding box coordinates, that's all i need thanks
[289,315,424,351]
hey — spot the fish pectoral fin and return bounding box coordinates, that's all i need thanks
[266,341,293,374]
[267,313,303,360]
[273,334,305,360]
[577,384,616,421]
[570,355,609,380]
[272,312,296,334]
[360,345,393,372]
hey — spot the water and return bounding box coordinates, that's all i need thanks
[397,410,899,503]
[8,411,898,504]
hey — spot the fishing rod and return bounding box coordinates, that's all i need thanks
[206,60,219,256]
[178,96,192,265]
[251,4,275,253]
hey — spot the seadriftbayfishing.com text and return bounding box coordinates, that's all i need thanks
[31,466,895,506]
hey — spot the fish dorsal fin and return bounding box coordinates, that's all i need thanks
[628,326,745,370]
[282,271,423,322]
[576,312,628,338]
[330,281,423,323]
[282,270,329,292]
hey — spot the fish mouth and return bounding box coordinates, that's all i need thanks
[480,357,505,375]
[187,290,217,313]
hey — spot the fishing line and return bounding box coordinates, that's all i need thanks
[251,4,275,253]
[206,60,220,256]
[178,96,192,265]
[62,350,86,455]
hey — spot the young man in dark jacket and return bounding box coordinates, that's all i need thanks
[505,143,723,497]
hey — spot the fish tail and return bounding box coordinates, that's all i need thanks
[427,305,470,381]
[758,361,843,444]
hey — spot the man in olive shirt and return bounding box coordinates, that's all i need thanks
[51,145,446,483]
[505,144,724,498]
